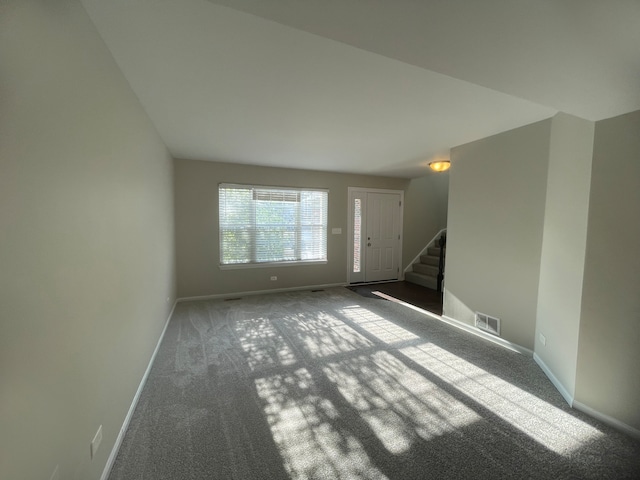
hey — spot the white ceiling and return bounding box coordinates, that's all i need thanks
[81,0,639,178]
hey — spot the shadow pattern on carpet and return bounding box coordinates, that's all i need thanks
[108,288,640,480]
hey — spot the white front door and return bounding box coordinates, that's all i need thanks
[348,188,403,284]
[365,192,401,282]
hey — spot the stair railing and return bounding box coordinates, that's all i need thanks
[437,233,446,292]
[403,227,447,275]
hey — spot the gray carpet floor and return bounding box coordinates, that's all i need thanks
[108,288,640,479]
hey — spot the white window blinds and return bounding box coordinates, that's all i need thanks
[219,184,328,265]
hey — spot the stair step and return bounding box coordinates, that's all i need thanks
[427,246,445,257]
[405,271,438,290]
[420,255,440,266]
[413,263,439,276]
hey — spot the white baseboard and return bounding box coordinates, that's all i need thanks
[434,317,640,441]
[439,314,533,356]
[572,400,640,441]
[367,291,532,356]
[532,353,574,407]
[177,282,346,303]
[100,299,177,480]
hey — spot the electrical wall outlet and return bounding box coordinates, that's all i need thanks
[270,276,277,281]
[539,333,546,346]
[91,425,103,459]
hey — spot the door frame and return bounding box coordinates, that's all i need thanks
[347,187,404,284]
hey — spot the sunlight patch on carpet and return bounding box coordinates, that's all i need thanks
[255,368,388,479]
[236,316,298,371]
[339,305,420,344]
[278,311,375,359]
[323,351,481,454]
[400,342,603,455]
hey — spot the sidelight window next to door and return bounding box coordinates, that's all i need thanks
[353,198,362,273]
[348,188,403,284]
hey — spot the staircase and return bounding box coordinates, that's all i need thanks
[405,230,446,291]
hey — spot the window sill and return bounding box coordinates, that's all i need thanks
[219,260,328,270]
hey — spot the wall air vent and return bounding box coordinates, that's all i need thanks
[475,312,500,336]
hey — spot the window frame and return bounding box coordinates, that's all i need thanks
[218,183,329,269]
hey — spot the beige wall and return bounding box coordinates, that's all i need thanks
[402,172,449,268]
[174,159,418,298]
[443,111,640,435]
[534,113,594,399]
[575,110,640,431]
[0,2,176,479]
[1,6,636,480]
[444,120,551,350]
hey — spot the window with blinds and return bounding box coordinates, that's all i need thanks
[219,184,328,266]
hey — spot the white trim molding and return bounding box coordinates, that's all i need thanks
[424,308,640,441]
[177,283,346,303]
[440,314,533,356]
[572,400,640,441]
[533,353,574,407]
[371,291,532,356]
[100,300,178,480]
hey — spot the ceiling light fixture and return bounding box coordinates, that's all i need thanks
[429,160,451,172]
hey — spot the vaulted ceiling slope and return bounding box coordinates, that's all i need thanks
[81,0,639,178]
